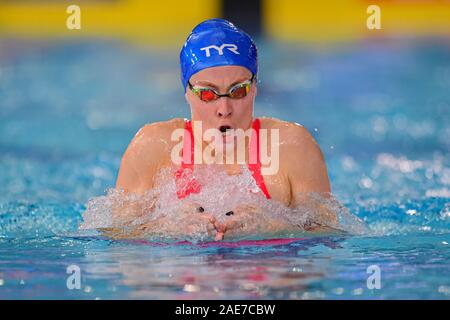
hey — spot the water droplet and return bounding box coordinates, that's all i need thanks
[438,285,450,295]
[183,284,200,292]
[84,286,92,293]
[332,287,344,295]
[359,177,373,189]
[352,288,363,295]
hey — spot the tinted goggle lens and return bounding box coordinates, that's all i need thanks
[190,77,254,102]
[229,84,249,99]
[200,89,218,102]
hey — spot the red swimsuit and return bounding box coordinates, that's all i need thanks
[175,118,271,200]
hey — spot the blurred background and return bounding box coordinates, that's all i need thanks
[0,0,449,222]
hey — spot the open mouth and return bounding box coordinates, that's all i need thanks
[218,125,232,134]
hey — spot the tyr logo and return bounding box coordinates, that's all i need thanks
[200,44,240,57]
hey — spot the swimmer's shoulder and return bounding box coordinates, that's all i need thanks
[132,117,185,159]
[123,119,185,168]
[260,116,325,164]
[117,118,185,192]
[140,118,185,139]
[259,117,330,194]
[259,116,309,142]
[135,118,185,150]
[259,116,304,128]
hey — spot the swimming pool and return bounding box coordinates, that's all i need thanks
[0,38,449,299]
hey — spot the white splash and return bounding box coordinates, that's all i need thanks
[80,165,366,241]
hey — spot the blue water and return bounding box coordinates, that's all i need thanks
[0,38,449,299]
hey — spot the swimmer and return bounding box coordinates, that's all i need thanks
[112,19,338,240]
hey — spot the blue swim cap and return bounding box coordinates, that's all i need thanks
[180,18,258,91]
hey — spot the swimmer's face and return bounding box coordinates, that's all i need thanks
[186,65,256,133]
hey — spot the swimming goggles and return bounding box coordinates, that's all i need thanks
[188,74,255,102]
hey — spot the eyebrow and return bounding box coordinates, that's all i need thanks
[194,77,250,91]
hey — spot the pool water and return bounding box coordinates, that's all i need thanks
[0,38,449,299]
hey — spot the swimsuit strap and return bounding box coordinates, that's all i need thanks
[174,119,201,199]
[181,119,195,170]
[247,118,271,199]
[175,118,271,199]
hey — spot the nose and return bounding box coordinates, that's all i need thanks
[216,97,233,118]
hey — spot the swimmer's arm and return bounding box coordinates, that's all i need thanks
[102,202,218,240]
[116,124,163,192]
[283,125,340,231]
[112,123,168,224]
